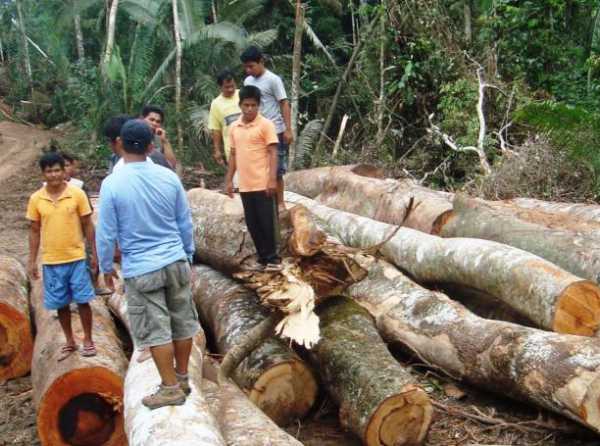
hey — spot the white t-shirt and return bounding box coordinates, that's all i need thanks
[112,157,154,172]
[244,70,287,134]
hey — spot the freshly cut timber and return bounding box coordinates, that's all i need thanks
[508,197,600,223]
[0,255,33,383]
[285,192,600,336]
[31,280,127,446]
[436,194,600,284]
[192,264,318,426]
[347,258,600,434]
[284,164,385,199]
[105,285,225,446]
[311,296,432,446]
[201,358,304,446]
[285,165,452,233]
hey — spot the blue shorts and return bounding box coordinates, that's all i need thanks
[277,133,289,178]
[42,259,95,310]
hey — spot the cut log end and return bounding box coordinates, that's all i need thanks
[350,164,386,179]
[430,209,454,235]
[37,367,124,446]
[553,281,600,336]
[248,360,318,426]
[365,385,433,446]
[0,302,33,382]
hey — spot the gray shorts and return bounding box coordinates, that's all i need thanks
[124,260,200,348]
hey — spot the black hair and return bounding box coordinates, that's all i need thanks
[216,69,236,86]
[61,152,77,163]
[141,104,165,121]
[239,85,261,104]
[103,114,134,142]
[39,152,65,171]
[240,46,263,64]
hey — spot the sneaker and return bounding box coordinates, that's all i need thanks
[142,384,186,409]
[177,374,191,396]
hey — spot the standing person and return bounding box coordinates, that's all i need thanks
[104,115,156,174]
[208,69,241,165]
[241,46,293,211]
[225,86,282,271]
[96,120,199,409]
[27,152,98,361]
[141,105,177,170]
[61,153,84,189]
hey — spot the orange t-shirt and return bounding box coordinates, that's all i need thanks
[229,114,279,192]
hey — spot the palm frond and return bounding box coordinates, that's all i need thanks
[189,102,211,140]
[303,20,336,65]
[121,0,164,25]
[294,119,323,169]
[245,29,278,49]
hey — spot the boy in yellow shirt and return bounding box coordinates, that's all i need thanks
[27,152,98,360]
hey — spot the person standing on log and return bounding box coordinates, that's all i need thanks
[141,104,177,170]
[225,86,282,271]
[27,152,98,361]
[96,120,200,410]
[241,46,292,212]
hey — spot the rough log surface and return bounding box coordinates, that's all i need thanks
[285,192,600,336]
[438,194,600,284]
[509,197,600,224]
[312,296,432,446]
[192,265,318,426]
[0,255,33,383]
[347,258,600,434]
[31,280,127,446]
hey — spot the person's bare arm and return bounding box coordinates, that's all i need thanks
[28,221,41,280]
[211,130,225,166]
[266,143,278,197]
[225,147,237,198]
[157,128,177,168]
[280,99,293,144]
[81,214,98,274]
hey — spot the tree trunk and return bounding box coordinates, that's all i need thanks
[347,258,600,434]
[15,0,33,93]
[285,192,600,337]
[507,197,600,224]
[0,256,33,383]
[74,9,85,62]
[375,4,386,146]
[463,0,472,44]
[191,264,318,426]
[437,194,600,284]
[201,359,304,446]
[104,286,226,446]
[311,296,433,446]
[31,281,127,446]
[102,0,119,68]
[172,0,184,160]
[288,0,304,171]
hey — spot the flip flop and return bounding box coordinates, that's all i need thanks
[81,343,97,357]
[58,344,78,362]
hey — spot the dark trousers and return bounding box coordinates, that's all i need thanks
[240,191,280,265]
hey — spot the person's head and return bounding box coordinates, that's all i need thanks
[61,152,79,179]
[104,114,134,155]
[240,46,265,78]
[120,120,153,155]
[141,105,165,133]
[239,86,261,122]
[39,152,65,186]
[216,69,237,98]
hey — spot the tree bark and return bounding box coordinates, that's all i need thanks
[347,258,600,434]
[437,194,600,285]
[15,0,33,93]
[506,197,600,224]
[0,255,33,383]
[102,0,119,69]
[285,192,600,337]
[31,280,127,446]
[288,0,304,171]
[172,0,184,158]
[311,296,433,446]
[74,8,85,62]
[464,0,472,44]
[191,264,318,426]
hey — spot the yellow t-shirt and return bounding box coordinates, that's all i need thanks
[26,185,92,265]
[208,90,241,160]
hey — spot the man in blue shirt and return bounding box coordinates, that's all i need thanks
[96,119,199,409]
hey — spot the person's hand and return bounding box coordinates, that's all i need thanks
[283,129,293,145]
[156,127,168,142]
[103,271,119,291]
[213,150,225,166]
[28,261,39,280]
[266,178,277,197]
[225,181,234,198]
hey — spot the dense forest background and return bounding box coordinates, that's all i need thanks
[1,0,600,201]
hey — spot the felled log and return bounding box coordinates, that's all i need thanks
[436,194,600,284]
[0,255,33,383]
[312,296,432,446]
[285,165,452,233]
[508,197,600,223]
[105,285,225,446]
[191,265,318,426]
[201,358,304,446]
[285,192,600,336]
[347,258,600,434]
[31,280,127,446]
[284,164,385,199]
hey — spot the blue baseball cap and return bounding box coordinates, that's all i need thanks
[120,119,153,152]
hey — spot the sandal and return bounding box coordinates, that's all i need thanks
[95,287,114,296]
[58,344,78,362]
[81,343,97,357]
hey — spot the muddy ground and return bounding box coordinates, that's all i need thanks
[1,119,599,446]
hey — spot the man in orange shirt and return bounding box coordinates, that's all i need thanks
[225,86,281,271]
[27,152,98,360]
